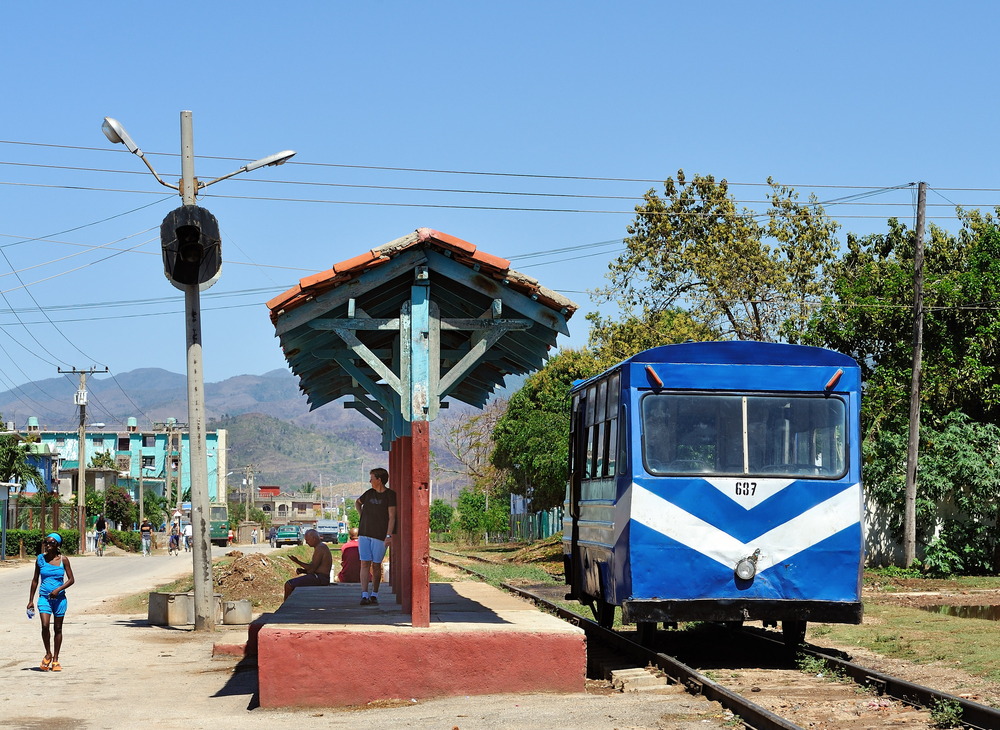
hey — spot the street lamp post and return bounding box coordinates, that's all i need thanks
[102,112,293,631]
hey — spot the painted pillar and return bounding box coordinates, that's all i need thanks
[404,269,431,624]
[409,421,430,627]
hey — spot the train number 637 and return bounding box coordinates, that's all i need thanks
[735,481,757,496]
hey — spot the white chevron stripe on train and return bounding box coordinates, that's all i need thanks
[630,481,862,572]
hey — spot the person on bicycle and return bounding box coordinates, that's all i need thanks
[94,514,107,555]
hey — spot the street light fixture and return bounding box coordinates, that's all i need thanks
[102,116,295,199]
[102,111,292,632]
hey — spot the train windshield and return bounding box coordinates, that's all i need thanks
[641,393,847,478]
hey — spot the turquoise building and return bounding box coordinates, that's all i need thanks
[29,416,229,503]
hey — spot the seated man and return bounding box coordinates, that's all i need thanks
[337,528,361,583]
[284,529,333,601]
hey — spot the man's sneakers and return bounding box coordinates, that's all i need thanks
[360,596,370,605]
[369,595,379,605]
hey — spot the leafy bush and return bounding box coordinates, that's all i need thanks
[108,529,140,553]
[923,520,994,577]
[3,529,80,556]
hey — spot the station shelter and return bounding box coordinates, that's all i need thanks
[267,228,577,626]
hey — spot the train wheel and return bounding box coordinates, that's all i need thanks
[636,621,658,647]
[590,597,616,629]
[782,620,807,648]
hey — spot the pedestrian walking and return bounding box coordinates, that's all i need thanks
[140,518,153,556]
[26,533,75,672]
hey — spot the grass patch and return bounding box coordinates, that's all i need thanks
[810,601,1000,682]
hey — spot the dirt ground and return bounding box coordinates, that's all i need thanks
[213,550,291,610]
[867,577,1000,608]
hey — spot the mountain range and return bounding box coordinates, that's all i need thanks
[0,368,474,502]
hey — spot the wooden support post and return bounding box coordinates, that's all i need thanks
[399,435,412,614]
[388,441,399,595]
[410,421,430,628]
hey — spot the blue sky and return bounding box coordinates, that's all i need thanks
[1,2,998,425]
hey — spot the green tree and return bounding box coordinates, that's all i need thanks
[809,213,1000,428]
[88,451,117,470]
[864,412,1000,574]
[455,487,509,544]
[599,171,840,342]
[82,485,104,519]
[586,307,719,369]
[429,498,454,533]
[492,349,601,511]
[809,211,1000,571]
[0,432,44,491]
[104,484,137,529]
[143,489,167,528]
[248,506,271,529]
[299,481,316,494]
[345,504,359,529]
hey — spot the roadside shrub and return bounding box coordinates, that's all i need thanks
[923,520,994,577]
[108,529,140,553]
[3,529,80,556]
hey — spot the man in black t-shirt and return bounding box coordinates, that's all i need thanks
[94,514,107,553]
[354,468,396,605]
[139,519,153,556]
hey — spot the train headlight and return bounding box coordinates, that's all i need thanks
[735,548,761,581]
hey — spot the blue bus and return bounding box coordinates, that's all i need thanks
[564,341,864,645]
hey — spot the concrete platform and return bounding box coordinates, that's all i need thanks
[247,581,586,708]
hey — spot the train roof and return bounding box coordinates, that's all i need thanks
[627,341,858,367]
[574,341,859,390]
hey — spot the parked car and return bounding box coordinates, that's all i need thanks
[272,524,303,547]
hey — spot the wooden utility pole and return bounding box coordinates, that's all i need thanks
[904,182,927,567]
[243,463,256,523]
[58,366,107,554]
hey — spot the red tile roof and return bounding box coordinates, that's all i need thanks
[267,228,575,323]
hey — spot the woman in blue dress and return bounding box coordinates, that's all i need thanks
[26,532,75,672]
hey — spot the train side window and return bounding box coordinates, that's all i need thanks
[606,373,619,476]
[596,379,607,423]
[569,394,581,477]
[584,386,598,479]
[593,421,605,478]
[605,417,618,476]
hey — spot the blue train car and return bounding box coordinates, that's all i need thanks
[563,341,863,643]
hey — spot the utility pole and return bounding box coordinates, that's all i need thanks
[243,463,256,523]
[101,112,293,633]
[904,181,927,567]
[155,420,187,513]
[59,366,107,554]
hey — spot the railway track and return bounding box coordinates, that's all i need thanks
[431,549,1000,730]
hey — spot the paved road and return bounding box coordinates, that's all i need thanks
[0,545,728,730]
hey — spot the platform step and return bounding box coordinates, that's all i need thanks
[610,666,671,692]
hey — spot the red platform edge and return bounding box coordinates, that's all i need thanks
[256,627,586,708]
